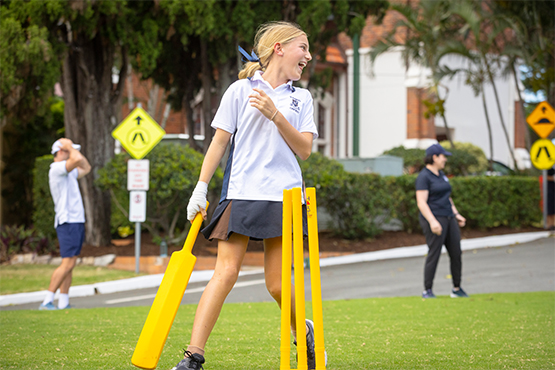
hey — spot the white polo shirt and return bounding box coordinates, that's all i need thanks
[49,161,85,228]
[213,71,318,202]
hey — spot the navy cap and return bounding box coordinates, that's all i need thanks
[426,143,452,157]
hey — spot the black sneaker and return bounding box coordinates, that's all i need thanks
[450,287,469,298]
[305,319,316,369]
[422,289,436,299]
[296,319,327,370]
[172,350,205,370]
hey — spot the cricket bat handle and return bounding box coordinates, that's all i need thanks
[184,206,206,253]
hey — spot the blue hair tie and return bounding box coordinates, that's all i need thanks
[238,45,264,68]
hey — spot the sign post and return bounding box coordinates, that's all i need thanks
[112,104,165,273]
[527,101,555,229]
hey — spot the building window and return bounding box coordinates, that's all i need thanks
[435,126,454,143]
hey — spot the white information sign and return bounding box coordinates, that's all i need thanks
[129,190,147,222]
[127,159,150,191]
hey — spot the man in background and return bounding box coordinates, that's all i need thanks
[39,138,91,310]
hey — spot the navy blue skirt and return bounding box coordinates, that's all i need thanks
[201,199,307,241]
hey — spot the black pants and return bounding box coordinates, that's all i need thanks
[419,215,462,290]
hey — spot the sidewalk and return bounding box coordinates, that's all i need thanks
[0,231,550,307]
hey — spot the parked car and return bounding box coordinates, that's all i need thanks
[484,161,516,176]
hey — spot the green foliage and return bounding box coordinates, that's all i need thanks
[32,150,543,243]
[32,155,56,242]
[450,177,541,229]
[492,0,554,103]
[301,153,539,238]
[388,174,420,233]
[96,144,223,245]
[302,154,398,239]
[4,98,64,226]
[0,10,61,121]
[0,225,53,263]
[299,152,348,199]
[323,173,395,239]
[383,146,426,174]
[151,0,390,128]
[383,143,489,177]
[440,141,489,176]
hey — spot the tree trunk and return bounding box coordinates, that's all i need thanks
[218,59,233,102]
[510,63,531,150]
[432,77,455,148]
[548,52,555,107]
[485,61,518,169]
[60,31,127,246]
[183,93,202,152]
[436,88,455,148]
[200,38,214,154]
[481,86,494,171]
[0,117,4,227]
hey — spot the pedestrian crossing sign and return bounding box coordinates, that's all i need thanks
[530,139,555,170]
[112,107,166,159]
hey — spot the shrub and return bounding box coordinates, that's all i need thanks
[0,225,54,263]
[32,155,56,242]
[439,141,488,176]
[301,154,393,239]
[323,173,395,239]
[96,144,223,246]
[382,146,426,174]
[32,149,543,243]
[300,152,540,239]
[449,176,541,228]
[299,152,348,199]
[389,174,420,233]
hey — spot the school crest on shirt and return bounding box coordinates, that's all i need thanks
[290,96,301,113]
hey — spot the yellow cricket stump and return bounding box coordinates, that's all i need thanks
[280,187,326,370]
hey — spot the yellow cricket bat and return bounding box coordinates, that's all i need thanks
[131,204,208,369]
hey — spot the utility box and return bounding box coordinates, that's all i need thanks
[337,155,403,176]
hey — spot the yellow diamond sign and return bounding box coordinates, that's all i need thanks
[530,139,555,170]
[112,107,166,159]
[526,101,555,139]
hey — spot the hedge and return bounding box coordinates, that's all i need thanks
[32,144,223,246]
[383,142,489,176]
[33,151,542,243]
[301,153,541,239]
[32,155,56,241]
[96,144,223,245]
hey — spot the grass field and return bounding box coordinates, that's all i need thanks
[0,264,144,295]
[0,292,553,369]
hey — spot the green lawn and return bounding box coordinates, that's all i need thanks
[0,292,553,369]
[0,264,144,295]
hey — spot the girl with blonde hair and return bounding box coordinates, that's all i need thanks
[174,21,322,370]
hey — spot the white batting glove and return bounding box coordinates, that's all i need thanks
[187,181,208,221]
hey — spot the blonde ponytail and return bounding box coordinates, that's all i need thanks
[238,21,306,80]
[238,62,263,80]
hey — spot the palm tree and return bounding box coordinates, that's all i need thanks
[438,56,495,170]
[447,0,519,170]
[493,0,555,150]
[369,0,457,147]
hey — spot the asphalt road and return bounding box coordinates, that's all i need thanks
[3,235,553,311]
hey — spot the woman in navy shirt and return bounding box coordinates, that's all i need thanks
[415,144,469,299]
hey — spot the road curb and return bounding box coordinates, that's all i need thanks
[1,231,550,307]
